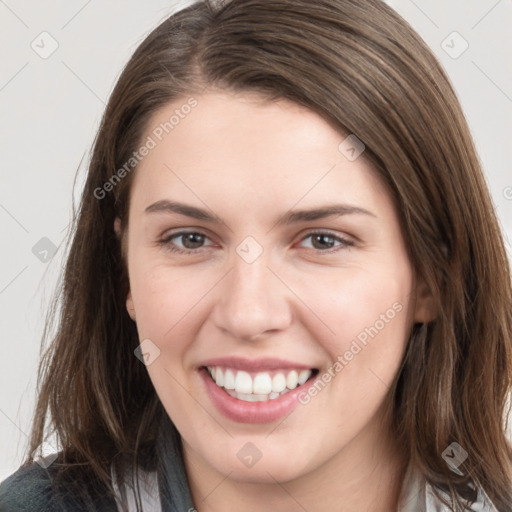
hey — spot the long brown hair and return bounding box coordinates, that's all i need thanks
[25,0,512,510]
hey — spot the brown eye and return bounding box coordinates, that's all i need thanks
[160,231,213,254]
[299,231,353,253]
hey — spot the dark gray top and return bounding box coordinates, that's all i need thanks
[0,416,195,511]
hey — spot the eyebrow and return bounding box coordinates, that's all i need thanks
[144,199,376,225]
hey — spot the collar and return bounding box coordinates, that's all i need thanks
[397,463,499,511]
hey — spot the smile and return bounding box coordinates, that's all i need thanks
[198,357,320,423]
[205,366,315,402]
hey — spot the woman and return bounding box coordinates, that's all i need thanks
[1,0,511,510]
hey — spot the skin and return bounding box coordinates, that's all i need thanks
[118,90,435,511]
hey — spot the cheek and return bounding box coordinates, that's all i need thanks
[128,257,212,341]
[128,264,214,416]
[286,268,411,447]
[294,263,412,374]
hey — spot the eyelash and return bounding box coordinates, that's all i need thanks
[159,230,354,255]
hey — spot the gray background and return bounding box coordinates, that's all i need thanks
[1,0,511,481]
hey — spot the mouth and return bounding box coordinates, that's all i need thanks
[197,357,321,423]
[202,365,319,402]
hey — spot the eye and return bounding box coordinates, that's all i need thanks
[159,229,354,255]
[159,230,214,254]
[298,231,354,253]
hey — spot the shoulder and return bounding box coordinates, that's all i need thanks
[398,463,500,512]
[0,454,119,512]
[424,482,501,512]
[0,460,56,511]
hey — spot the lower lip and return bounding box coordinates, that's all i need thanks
[199,368,317,424]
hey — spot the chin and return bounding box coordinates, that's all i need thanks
[206,448,313,484]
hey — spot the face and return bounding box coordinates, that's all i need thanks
[120,91,433,484]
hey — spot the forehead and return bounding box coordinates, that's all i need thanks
[129,91,389,217]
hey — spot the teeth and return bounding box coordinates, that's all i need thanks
[298,369,311,385]
[272,373,286,393]
[206,366,313,402]
[227,388,291,402]
[214,367,224,387]
[226,391,269,402]
[286,370,298,390]
[224,369,235,390]
[235,371,253,394]
[253,373,272,394]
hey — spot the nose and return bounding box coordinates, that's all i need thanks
[211,253,293,342]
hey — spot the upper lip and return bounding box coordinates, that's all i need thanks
[199,357,317,372]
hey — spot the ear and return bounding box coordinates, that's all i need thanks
[114,217,122,239]
[413,277,437,324]
[126,290,136,321]
[114,217,136,321]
